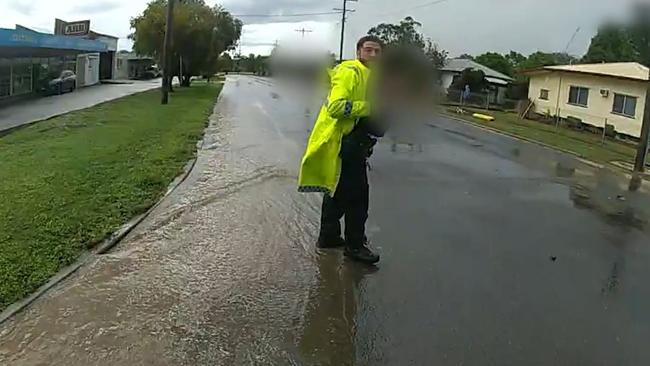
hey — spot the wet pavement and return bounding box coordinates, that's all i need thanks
[1,75,650,365]
[0,79,163,132]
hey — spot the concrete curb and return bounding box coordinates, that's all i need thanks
[0,91,218,326]
[437,113,614,172]
[95,157,198,255]
[0,254,90,326]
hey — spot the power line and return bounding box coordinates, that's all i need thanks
[233,11,341,18]
[368,0,452,17]
[563,27,581,54]
[232,0,451,19]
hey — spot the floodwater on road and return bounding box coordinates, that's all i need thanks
[1,75,650,366]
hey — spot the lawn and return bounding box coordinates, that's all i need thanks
[0,82,222,311]
[443,108,637,166]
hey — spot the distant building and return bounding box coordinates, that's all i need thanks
[524,62,649,138]
[0,24,107,101]
[440,58,514,104]
[115,52,159,80]
[54,19,119,82]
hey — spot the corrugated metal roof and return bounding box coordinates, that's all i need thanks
[441,58,514,81]
[485,76,509,85]
[542,62,650,81]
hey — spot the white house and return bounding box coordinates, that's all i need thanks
[525,62,649,138]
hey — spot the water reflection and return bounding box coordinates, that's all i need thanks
[568,168,649,231]
[297,252,377,366]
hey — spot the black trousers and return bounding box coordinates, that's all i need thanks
[319,156,369,249]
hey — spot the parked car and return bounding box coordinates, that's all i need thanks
[47,70,76,95]
[138,66,161,80]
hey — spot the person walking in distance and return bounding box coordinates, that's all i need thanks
[298,36,384,264]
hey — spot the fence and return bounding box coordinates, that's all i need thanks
[529,107,636,144]
[443,99,642,167]
[444,89,636,142]
[444,89,519,112]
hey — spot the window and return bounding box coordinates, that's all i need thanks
[0,63,10,98]
[568,86,589,107]
[12,61,33,96]
[539,89,549,100]
[612,94,637,118]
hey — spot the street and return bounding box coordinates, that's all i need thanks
[1,75,650,365]
[0,79,163,133]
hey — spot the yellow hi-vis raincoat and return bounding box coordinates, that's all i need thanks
[298,59,371,195]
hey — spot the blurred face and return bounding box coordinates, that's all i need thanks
[357,41,382,66]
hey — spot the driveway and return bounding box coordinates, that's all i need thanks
[1,75,649,365]
[0,79,162,133]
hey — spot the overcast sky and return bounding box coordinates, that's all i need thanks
[0,0,641,58]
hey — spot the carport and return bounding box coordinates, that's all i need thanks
[0,26,107,101]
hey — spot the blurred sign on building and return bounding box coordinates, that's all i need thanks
[54,19,90,36]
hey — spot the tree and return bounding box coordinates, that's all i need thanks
[450,68,487,92]
[237,54,269,75]
[425,40,448,70]
[550,52,578,65]
[628,4,650,67]
[474,52,513,76]
[505,51,526,70]
[368,16,425,49]
[519,51,561,70]
[367,16,447,72]
[130,0,242,86]
[579,4,650,67]
[582,23,638,64]
[216,53,234,72]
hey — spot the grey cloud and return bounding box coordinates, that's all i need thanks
[221,0,339,24]
[72,1,122,14]
[220,0,640,57]
[8,1,35,15]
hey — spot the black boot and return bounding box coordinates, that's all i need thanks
[317,236,346,249]
[344,245,380,264]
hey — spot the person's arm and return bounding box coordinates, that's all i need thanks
[326,66,370,119]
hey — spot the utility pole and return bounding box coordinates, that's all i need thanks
[179,55,183,86]
[161,0,175,104]
[629,83,650,191]
[634,85,650,172]
[295,28,313,39]
[334,0,357,62]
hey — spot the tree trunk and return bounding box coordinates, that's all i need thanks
[181,74,192,87]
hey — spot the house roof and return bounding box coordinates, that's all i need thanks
[87,30,119,40]
[530,62,650,82]
[441,58,514,82]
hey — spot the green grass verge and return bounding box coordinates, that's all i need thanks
[0,83,222,311]
[443,109,637,166]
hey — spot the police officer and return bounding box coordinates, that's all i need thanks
[298,36,383,264]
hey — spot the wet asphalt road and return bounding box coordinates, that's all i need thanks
[1,75,650,365]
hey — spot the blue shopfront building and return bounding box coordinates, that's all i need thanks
[0,25,108,100]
